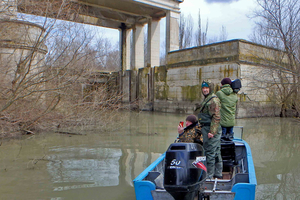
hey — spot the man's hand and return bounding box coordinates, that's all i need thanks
[208,133,214,138]
[178,125,184,134]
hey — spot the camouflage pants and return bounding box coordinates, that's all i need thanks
[202,125,223,178]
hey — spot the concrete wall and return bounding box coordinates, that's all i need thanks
[152,62,240,114]
[121,70,137,103]
[119,39,287,117]
[0,19,47,85]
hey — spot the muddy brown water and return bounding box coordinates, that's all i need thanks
[0,112,300,200]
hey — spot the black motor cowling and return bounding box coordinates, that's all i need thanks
[164,143,207,200]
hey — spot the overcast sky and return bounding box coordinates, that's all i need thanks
[101,0,259,44]
[179,0,258,41]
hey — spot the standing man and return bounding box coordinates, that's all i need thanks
[195,80,223,179]
[216,78,238,140]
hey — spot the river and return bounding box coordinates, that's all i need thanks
[0,111,300,200]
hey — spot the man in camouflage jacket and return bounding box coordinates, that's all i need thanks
[194,80,223,179]
[177,114,203,145]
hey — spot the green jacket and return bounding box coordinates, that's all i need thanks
[216,84,238,127]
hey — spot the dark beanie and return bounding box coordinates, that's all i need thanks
[221,78,232,85]
[186,115,197,123]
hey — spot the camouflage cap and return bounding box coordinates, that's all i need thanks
[201,81,209,88]
[201,80,211,88]
[201,80,215,94]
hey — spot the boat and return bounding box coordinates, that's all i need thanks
[133,126,257,200]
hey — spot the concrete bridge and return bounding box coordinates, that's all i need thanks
[1,0,182,71]
[0,0,288,118]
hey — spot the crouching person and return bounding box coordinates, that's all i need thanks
[176,114,203,145]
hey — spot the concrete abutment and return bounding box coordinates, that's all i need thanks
[118,39,286,118]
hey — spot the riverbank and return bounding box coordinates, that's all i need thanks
[0,110,137,139]
[1,110,299,140]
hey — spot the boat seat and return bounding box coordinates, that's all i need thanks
[221,140,237,169]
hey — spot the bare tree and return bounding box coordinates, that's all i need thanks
[196,9,202,46]
[181,9,226,48]
[105,47,121,71]
[206,25,228,44]
[0,1,123,137]
[179,13,194,49]
[249,0,300,117]
[219,25,228,41]
[195,9,209,46]
[179,13,186,49]
[185,14,194,48]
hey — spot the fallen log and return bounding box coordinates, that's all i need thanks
[55,131,86,135]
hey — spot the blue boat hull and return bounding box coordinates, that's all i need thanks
[133,139,257,200]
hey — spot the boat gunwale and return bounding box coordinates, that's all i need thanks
[133,139,257,200]
[133,152,166,182]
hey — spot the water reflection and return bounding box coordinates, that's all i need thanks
[48,147,121,190]
[239,117,300,200]
[46,146,162,192]
[1,112,300,200]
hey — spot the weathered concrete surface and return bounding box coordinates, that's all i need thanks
[120,39,286,118]
[167,40,239,66]
[151,63,240,114]
[0,19,47,83]
[121,70,138,103]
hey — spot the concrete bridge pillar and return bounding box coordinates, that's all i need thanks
[0,0,47,86]
[120,25,131,71]
[147,18,160,68]
[121,17,162,70]
[133,24,145,70]
[166,10,180,54]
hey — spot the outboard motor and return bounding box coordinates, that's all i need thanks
[164,143,207,200]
